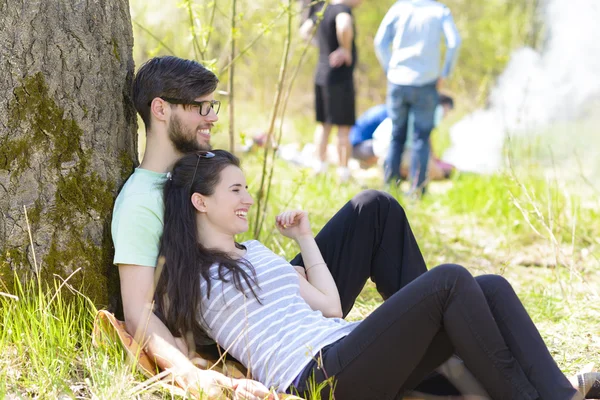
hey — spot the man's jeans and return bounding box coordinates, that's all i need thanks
[384,82,438,192]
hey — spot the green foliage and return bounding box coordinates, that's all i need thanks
[0,248,29,280]
[0,275,131,398]
[426,170,599,258]
[445,0,543,103]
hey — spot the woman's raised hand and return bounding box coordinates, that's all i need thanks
[275,210,312,240]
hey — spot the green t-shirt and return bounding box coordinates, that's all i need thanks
[111,168,168,267]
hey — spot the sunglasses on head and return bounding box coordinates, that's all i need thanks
[190,151,216,188]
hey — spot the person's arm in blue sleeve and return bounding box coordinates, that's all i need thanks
[374,6,399,73]
[440,7,462,78]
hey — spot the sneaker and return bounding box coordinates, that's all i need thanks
[337,167,351,183]
[311,159,328,175]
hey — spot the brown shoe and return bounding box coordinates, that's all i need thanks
[578,372,600,399]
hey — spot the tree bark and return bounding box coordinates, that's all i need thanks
[0,0,137,307]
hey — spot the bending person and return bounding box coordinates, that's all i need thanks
[350,95,455,180]
[155,149,597,400]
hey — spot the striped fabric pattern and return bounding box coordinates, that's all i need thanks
[200,240,358,391]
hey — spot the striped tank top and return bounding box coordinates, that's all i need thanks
[199,240,358,391]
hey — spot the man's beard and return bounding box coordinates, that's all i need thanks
[168,115,211,153]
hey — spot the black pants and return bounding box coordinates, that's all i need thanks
[289,190,576,400]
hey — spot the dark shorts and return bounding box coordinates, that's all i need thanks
[315,80,356,126]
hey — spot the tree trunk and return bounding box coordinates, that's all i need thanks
[0,0,137,307]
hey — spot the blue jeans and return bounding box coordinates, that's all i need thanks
[384,82,439,192]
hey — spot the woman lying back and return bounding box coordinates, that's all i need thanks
[155,150,599,400]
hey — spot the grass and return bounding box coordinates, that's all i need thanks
[0,274,139,399]
[2,120,600,399]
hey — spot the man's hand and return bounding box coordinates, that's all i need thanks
[329,47,352,68]
[176,368,273,400]
[174,368,227,399]
[276,210,312,241]
[232,378,274,400]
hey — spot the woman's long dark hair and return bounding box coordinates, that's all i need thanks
[154,150,259,348]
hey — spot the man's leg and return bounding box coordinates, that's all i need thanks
[400,147,411,179]
[313,83,332,173]
[329,79,356,181]
[288,190,427,315]
[336,124,352,182]
[313,122,332,171]
[410,83,438,194]
[384,82,410,184]
[336,125,351,168]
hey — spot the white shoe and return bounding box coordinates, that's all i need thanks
[312,159,328,175]
[337,167,351,183]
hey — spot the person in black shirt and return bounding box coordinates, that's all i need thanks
[300,0,361,183]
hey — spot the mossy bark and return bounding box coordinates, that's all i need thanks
[0,0,137,307]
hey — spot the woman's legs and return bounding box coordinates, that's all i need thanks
[476,275,579,399]
[296,264,578,400]
[288,190,463,395]
[289,191,578,398]
[289,190,428,316]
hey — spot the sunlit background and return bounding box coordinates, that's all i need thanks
[130,0,600,195]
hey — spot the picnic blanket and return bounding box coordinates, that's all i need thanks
[92,309,303,399]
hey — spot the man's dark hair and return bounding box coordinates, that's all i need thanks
[133,56,219,129]
[439,94,454,109]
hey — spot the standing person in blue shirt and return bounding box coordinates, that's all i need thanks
[375,0,461,195]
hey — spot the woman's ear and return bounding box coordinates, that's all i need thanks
[191,193,207,212]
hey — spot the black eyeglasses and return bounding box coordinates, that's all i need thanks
[191,151,216,187]
[158,96,221,116]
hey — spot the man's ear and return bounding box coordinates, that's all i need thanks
[150,97,170,122]
[191,193,207,212]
